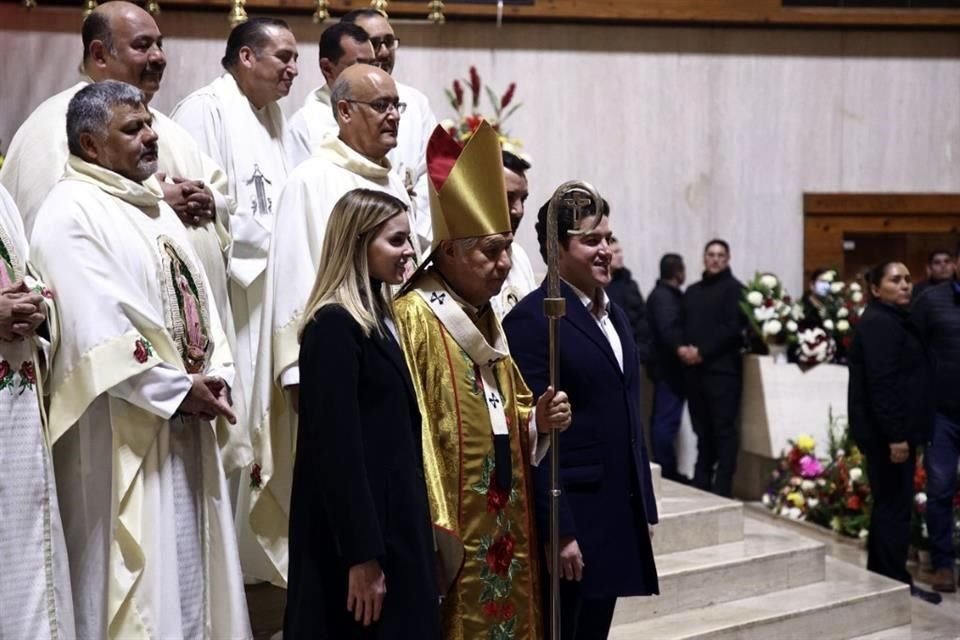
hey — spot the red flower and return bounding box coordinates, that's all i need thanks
[465,114,484,133]
[469,66,481,107]
[847,495,861,511]
[250,463,263,489]
[914,465,927,492]
[487,477,510,514]
[0,360,10,380]
[486,533,515,576]
[501,602,515,620]
[482,601,500,618]
[500,82,517,109]
[134,339,149,363]
[452,79,464,108]
[20,361,35,384]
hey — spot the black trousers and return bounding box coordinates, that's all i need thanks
[686,370,742,497]
[865,445,915,586]
[541,576,616,640]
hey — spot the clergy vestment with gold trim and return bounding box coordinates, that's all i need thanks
[393,270,544,640]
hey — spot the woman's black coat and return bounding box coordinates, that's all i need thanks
[847,300,930,451]
[284,304,441,639]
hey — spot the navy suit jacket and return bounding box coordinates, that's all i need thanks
[504,280,659,598]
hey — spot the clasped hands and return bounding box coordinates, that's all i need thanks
[677,344,703,366]
[0,281,45,342]
[179,374,236,424]
[158,173,215,228]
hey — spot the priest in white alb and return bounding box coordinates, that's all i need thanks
[31,81,250,639]
[172,16,303,585]
[0,5,239,440]
[0,185,76,640]
[292,9,437,250]
[246,62,415,587]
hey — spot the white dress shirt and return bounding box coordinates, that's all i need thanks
[567,281,624,372]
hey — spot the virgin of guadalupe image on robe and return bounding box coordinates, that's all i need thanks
[161,237,211,374]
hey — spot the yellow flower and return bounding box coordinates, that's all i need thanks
[787,492,805,509]
[796,434,815,454]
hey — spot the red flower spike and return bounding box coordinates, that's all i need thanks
[469,66,481,108]
[501,82,516,109]
[453,79,464,108]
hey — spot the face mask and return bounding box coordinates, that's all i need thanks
[814,280,831,297]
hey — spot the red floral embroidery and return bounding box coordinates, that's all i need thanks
[486,533,515,577]
[486,475,510,514]
[134,339,149,363]
[19,361,35,385]
[483,601,500,618]
[250,463,263,489]
[500,602,515,620]
[0,360,9,380]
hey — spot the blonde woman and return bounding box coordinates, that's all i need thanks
[284,189,441,639]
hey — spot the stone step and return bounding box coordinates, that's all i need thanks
[614,517,824,625]
[653,479,744,555]
[610,556,911,640]
[848,625,914,639]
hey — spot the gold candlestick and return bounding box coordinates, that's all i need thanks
[312,0,330,23]
[428,0,445,24]
[371,0,388,17]
[227,0,247,27]
[146,0,160,15]
[82,0,97,18]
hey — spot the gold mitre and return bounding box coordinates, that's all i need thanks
[426,120,511,253]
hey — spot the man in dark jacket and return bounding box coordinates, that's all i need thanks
[912,249,955,300]
[505,197,659,640]
[679,239,745,497]
[606,235,651,364]
[912,260,960,593]
[646,253,687,482]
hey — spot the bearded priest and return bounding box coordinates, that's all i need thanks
[393,120,571,639]
[30,81,250,640]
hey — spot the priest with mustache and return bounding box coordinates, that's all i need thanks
[31,81,250,640]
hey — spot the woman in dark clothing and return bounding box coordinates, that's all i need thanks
[847,260,941,605]
[284,189,442,638]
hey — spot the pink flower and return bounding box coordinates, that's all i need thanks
[799,455,822,478]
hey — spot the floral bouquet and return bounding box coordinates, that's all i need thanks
[762,433,823,520]
[796,327,836,365]
[810,270,864,355]
[440,66,525,157]
[763,412,872,541]
[740,272,803,350]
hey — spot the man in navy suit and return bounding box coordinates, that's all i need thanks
[503,197,659,640]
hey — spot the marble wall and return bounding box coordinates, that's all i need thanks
[2,5,960,294]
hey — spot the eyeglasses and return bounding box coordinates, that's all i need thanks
[369,35,399,52]
[345,99,407,115]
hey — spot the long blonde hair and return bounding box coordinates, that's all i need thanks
[299,188,409,339]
